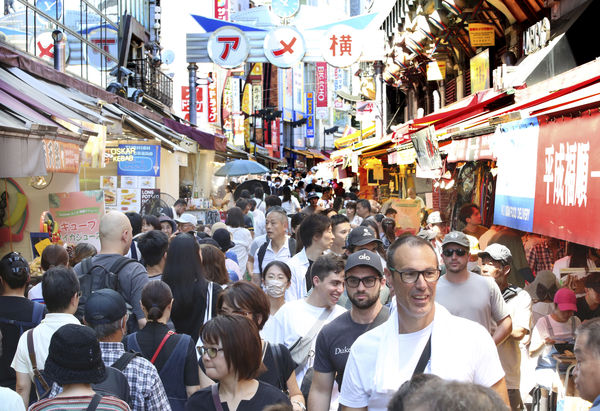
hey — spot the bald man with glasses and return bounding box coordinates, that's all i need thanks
[339,235,509,411]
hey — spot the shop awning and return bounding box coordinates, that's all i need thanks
[334,124,376,149]
[215,144,249,162]
[306,149,329,160]
[287,148,314,158]
[255,151,287,165]
[162,117,227,151]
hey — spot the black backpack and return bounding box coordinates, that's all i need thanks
[257,237,296,274]
[0,302,45,337]
[76,256,136,321]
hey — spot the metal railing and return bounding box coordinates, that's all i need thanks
[129,57,173,107]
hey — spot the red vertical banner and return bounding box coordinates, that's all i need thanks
[271,119,280,156]
[215,0,229,20]
[315,62,328,120]
[208,75,218,124]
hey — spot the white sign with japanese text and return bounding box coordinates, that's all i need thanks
[264,26,306,68]
[321,25,363,68]
[207,26,249,69]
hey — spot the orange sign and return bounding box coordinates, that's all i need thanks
[42,139,80,173]
[469,23,495,47]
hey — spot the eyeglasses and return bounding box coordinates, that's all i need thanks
[442,248,467,257]
[197,346,224,359]
[389,267,441,284]
[218,308,252,316]
[345,276,380,288]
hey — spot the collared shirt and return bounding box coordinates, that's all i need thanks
[11,313,80,379]
[99,342,171,411]
[253,235,293,275]
[527,242,565,275]
[286,248,310,301]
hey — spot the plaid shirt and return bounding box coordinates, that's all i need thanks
[100,342,171,411]
[527,243,565,275]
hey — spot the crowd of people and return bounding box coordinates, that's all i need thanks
[1,171,600,411]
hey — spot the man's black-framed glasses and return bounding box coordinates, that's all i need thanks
[345,276,380,288]
[389,267,441,284]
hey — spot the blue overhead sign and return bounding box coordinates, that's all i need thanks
[116,144,161,176]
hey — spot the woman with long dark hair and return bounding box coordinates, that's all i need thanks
[124,281,200,410]
[187,315,291,411]
[162,233,222,341]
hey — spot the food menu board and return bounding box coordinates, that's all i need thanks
[102,176,156,211]
[117,188,141,212]
[139,177,156,189]
[101,176,117,209]
[121,176,139,189]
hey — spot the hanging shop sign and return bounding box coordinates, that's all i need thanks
[181,86,203,122]
[207,26,249,69]
[468,23,495,47]
[49,190,104,250]
[271,118,280,155]
[321,25,362,68]
[252,83,262,128]
[426,61,446,81]
[306,92,314,138]
[42,139,80,174]
[208,74,218,123]
[215,0,229,21]
[264,26,306,68]
[410,125,442,171]
[315,62,328,119]
[470,48,490,94]
[523,18,551,56]
[115,143,161,177]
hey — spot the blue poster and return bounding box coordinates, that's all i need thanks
[116,144,161,176]
[306,92,314,138]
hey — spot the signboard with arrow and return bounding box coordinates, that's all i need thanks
[116,143,161,177]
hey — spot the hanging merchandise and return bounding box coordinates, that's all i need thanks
[0,178,29,246]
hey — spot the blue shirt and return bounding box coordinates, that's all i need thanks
[591,395,600,410]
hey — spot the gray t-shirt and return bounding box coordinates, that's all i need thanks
[73,253,149,322]
[435,272,509,333]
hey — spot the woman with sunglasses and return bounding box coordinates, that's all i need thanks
[188,315,291,411]
[124,281,200,410]
[216,281,305,411]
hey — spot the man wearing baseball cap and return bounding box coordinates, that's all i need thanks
[479,244,532,411]
[309,250,390,411]
[436,231,512,346]
[174,213,197,234]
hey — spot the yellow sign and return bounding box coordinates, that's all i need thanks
[470,48,490,94]
[426,61,446,81]
[468,23,495,47]
[250,63,263,76]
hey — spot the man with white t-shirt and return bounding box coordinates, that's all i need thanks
[479,243,532,411]
[339,235,508,411]
[271,254,347,390]
[435,231,513,345]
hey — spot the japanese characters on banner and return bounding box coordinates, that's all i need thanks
[181,86,203,122]
[315,62,328,119]
[271,119,280,155]
[468,23,495,47]
[208,74,218,124]
[42,139,80,173]
[264,26,306,68]
[306,92,314,138]
[49,190,105,250]
[493,118,539,232]
[214,0,229,21]
[533,115,600,248]
[445,134,496,163]
[470,48,490,94]
[321,25,363,68]
[207,26,249,69]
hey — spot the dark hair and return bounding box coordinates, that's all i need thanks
[577,318,600,359]
[199,244,229,285]
[330,214,349,230]
[356,199,371,213]
[388,374,443,411]
[382,218,396,240]
[298,213,331,248]
[248,199,257,210]
[567,242,592,270]
[322,186,332,194]
[125,212,143,236]
[141,280,173,322]
[321,208,336,217]
[385,207,397,216]
[458,203,479,224]
[174,199,187,207]
[584,272,600,291]
[138,230,169,267]
[142,215,161,231]
[240,189,251,199]
[311,253,345,282]
[290,212,307,231]
[225,207,245,228]
[346,200,356,211]
[262,260,292,282]
[235,198,249,211]
[162,233,207,314]
[70,243,97,267]
[296,181,304,189]
[332,197,343,212]
[265,195,282,208]
[42,266,80,313]
[200,315,263,380]
[0,252,30,289]
[386,235,437,272]
[41,245,69,272]
[282,186,292,202]
[361,218,380,239]
[217,282,270,330]
[374,213,385,223]
[254,187,264,198]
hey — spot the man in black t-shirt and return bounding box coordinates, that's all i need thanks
[0,252,46,392]
[308,250,390,411]
[577,273,600,322]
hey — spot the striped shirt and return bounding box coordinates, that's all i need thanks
[29,395,129,410]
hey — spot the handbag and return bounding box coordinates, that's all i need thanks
[288,307,332,369]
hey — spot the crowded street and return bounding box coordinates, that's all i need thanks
[1,0,600,411]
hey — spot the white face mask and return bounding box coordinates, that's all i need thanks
[265,278,287,298]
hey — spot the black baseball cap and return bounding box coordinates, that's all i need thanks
[84,289,127,325]
[346,226,382,248]
[345,250,383,276]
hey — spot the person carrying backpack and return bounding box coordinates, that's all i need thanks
[0,252,46,395]
[73,211,149,334]
[11,266,81,407]
[124,281,200,411]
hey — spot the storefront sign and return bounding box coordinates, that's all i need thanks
[49,190,104,250]
[214,0,229,21]
[356,101,376,121]
[523,18,550,56]
[493,118,539,232]
[468,23,495,47]
[426,61,446,81]
[470,48,490,94]
[321,25,362,68]
[252,82,262,128]
[306,92,314,138]
[42,139,80,173]
[445,134,496,163]
[181,86,203,115]
[315,62,328,119]
[264,26,306,68]
[207,26,249,69]
[115,144,161,177]
[271,119,280,155]
[208,74,218,123]
[140,188,160,208]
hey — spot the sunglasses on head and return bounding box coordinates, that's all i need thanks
[442,248,467,257]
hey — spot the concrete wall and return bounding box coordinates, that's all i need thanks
[157,149,180,200]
